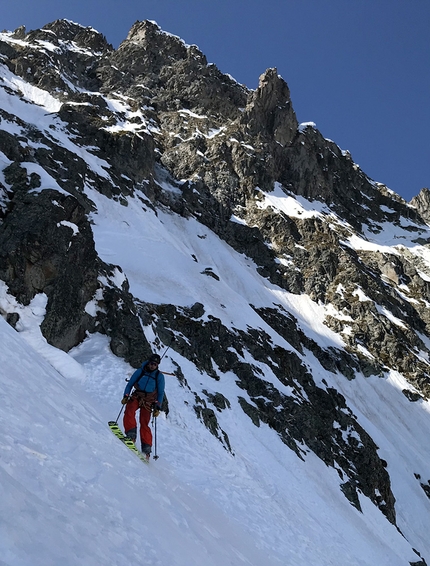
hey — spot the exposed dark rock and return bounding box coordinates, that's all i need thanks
[0,189,98,350]
[240,68,298,146]
[202,389,231,411]
[411,548,428,566]
[411,188,430,223]
[403,389,423,402]
[95,277,152,368]
[0,181,149,361]
[194,394,232,452]
[200,267,220,280]
[12,25,26,40]
[152,301,396,523]
[6,312,19,328]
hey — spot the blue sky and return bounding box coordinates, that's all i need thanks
[2,0,429,202]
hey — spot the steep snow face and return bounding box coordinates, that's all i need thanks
[84,178,430,563]
[0,299,421,566]
[1,182,430,564]
[86,187,345,352]
[0,308,276,566]
[0,61,62,112]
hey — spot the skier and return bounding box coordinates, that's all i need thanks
[121,353,165,459]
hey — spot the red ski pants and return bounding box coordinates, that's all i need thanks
[123,397,153,447]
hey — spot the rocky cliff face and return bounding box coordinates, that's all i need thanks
[1,19,430,556]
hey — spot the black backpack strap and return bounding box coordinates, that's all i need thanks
[134,366,159,392]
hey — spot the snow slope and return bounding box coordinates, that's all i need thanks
[2,182,430,565]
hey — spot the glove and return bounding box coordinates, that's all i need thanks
[121,395,130,405]
[152,403,161,417]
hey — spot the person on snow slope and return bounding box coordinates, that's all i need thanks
[121,353,165,459]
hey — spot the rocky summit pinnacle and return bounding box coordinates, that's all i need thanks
[241,67,298,145]
[0,19,430,557]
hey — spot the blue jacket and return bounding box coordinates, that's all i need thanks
[124,361,165,406]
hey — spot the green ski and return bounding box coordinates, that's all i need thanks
[108,421,149,464]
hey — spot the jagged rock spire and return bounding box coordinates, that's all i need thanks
[411,187,430,223]
[242,68,298,145]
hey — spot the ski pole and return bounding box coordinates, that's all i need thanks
[153,413,159,460]
[114,403,125,424]
[159,335,175,362]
